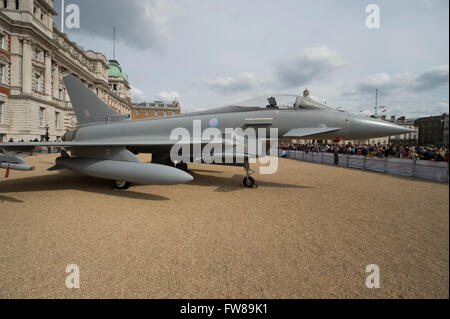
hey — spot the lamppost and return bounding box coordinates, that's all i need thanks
[45,125,50,142]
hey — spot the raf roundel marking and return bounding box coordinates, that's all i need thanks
[209,118,219,127]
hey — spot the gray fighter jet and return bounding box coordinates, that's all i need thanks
[0,75,413,188]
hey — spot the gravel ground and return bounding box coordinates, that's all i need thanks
[0,154,448,299]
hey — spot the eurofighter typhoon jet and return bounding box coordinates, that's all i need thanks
[0,75,413,189]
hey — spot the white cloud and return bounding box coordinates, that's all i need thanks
[357,72,414,93]
[355,65,449,94]
[131,88,180,104]
[413,64,449,91]
[198,46,347,95]
[275,46,348,88]
[434,102,449,108]
[156,91,180,103]
[130,87,146,102]
[384,101,449,118]
[142,0,183,46]
[199,72,270,94]
[64,0,183,52]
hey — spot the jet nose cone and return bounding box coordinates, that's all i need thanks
[349,114,415,139]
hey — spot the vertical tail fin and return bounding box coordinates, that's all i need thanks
[63,75,119,125]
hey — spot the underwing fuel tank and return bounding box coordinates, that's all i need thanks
[0,154,35,171]
[0,163,35,171]
[55,157,193,185]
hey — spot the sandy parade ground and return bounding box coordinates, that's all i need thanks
[0,154,448,299]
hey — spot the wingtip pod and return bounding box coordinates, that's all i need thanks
[55,157,193,185]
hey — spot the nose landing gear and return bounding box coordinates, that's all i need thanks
[243,176,256,188]
[243,159,257,188]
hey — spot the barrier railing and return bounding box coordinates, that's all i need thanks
[277,150,449,183]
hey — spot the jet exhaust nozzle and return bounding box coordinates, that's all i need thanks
[55,157,193,185]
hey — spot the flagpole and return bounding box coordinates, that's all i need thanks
[113,26,116,60]
[61,0,65,33]
[375,88,378,116]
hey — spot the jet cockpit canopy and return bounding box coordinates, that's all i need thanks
[232,94,332,110]
[233,94,299,109]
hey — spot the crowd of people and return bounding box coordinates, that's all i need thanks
[1,137,449,162]
[278,142,450,162]
[0,138,63,155]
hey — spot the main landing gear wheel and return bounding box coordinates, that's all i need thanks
[112,180,131,190]
[176,162,188,171]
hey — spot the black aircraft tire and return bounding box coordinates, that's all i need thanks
[243,176,256,188]
[112,180,131,190]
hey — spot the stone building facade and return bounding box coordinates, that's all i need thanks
[415,114,449,146]
[131,99,181,120]
[0,0,131,142]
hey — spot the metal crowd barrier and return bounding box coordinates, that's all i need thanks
[277,149,449,183]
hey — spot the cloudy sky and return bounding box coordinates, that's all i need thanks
[55,0,449,118]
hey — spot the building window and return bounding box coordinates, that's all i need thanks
[154,111,158,116]
[33,74,41,92]
[33,48,40,61]
[0,64,4,84]
[55,111,60,129]
[3,0,7,9]
[39,107,45,127]
[135,110,140,116]
[15,0,18,10]
[0,34,4,50]
[0,102,3,124]
[145,110,149,116]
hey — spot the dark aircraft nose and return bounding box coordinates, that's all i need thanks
[348,114,415,139]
